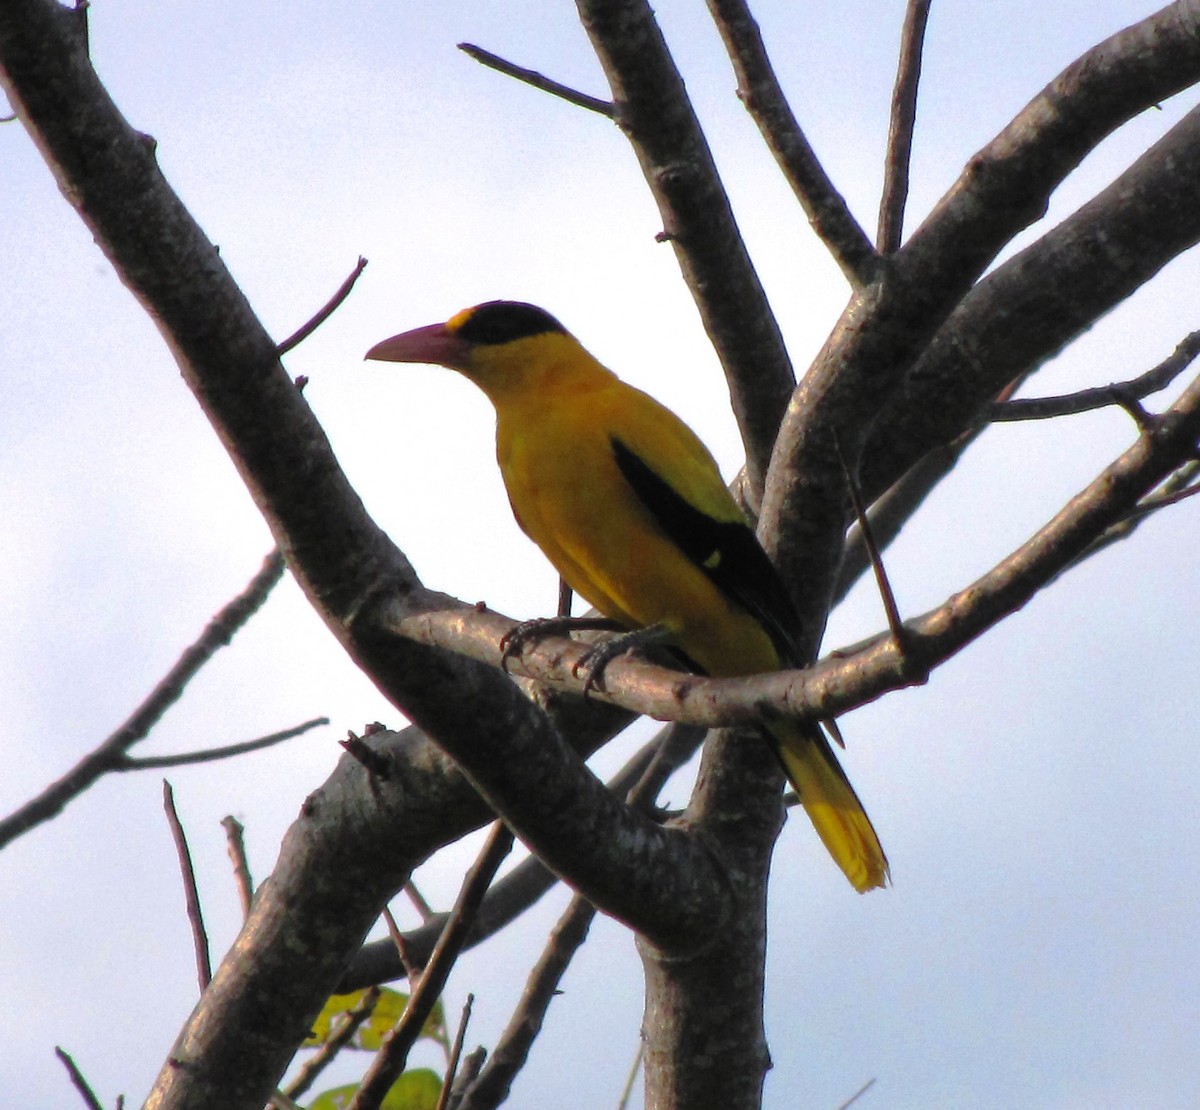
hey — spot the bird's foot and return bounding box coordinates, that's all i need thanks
[499,615,623,673]
[572,622,675,697]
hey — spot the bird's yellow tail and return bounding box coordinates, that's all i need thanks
[771,722,889,893]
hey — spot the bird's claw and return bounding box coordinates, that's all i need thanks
[499,616,576,672]
[572,638,633,697]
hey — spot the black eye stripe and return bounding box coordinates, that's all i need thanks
[454,302,567,345]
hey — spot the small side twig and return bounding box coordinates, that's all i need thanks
[836,1077,877,1110]
[833,436,906,643]
[162,781,212,992]
[878,0,932,252]
[220,815,254,919]
[54,1047,104,1110]
[348,823,515,1110]
[275,257,368,355]
[458,43,615,117]
[991,329,1200,422]
[403,880,435,921]
[115,716,328,770]
[616,1041,645,1110]
[435,994,475,1110]
[0,550,285,851]
[382,905,422,984]
[281,986,382,1102]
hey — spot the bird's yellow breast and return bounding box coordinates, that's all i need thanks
[493,375,780,678]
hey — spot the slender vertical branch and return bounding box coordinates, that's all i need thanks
[575,0,795,493]
[221,816,255,919]
[707,0,880,285]
[163,781,212,992]
[878,0,932,252]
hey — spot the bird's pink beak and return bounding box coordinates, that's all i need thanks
[364,322,472,370]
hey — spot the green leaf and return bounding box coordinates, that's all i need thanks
[304,989,448,1051]
[308,1068,443,1110]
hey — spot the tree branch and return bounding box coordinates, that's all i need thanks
[115,717,328,770]
[575,0,795,494]
[877,0,932,252]
[456,895,596,1110]
[55,1047,104,1110]
[458,42,614,117]
[162,780,212,993]
[275,257,368,356]
[762,2,1200,639]
[990,329,1200,421]
[706,0,880,286]
[862,102,1200,503]
[0,550,285,851]
[399,358,1200,731]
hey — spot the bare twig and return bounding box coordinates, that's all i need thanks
[220,815,254,918]
[835,1076,877,1110]
[616,1041,644,1110]
[458,43,614,117]
[991,329,1200,422]
[456,896,596,1110]
[281,986,382,1102]
[275,257,368,355]
[837,437,968,602]
[349,823,515,1110]
[707,0,879,286]
[833,435,906,642]
[54,1047,104,1110]
[403,881,435,921]
[435,994,475,1110]
[115,716,327,770]
[382,905,422,984]
[162,781,212,992]
[0,550,285,851]
[878,0,932,252]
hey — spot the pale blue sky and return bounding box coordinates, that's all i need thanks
[3,3,1198,1107]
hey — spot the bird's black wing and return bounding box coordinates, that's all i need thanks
[610,436,804,667]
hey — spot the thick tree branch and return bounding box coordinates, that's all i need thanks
[706,0,880,286]
[763,1,1200,641]
[862,103,1200,503]
[0,6,735,1106]
[0,0,727,945]
[398,359,1200,731]
[340,726,690,992]
[575,0,795,494]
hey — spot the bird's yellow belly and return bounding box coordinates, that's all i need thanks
[500,420,779,679]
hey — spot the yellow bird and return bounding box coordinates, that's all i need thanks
[367,301,888,892]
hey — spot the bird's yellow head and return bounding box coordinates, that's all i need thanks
[366,301,596,402]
